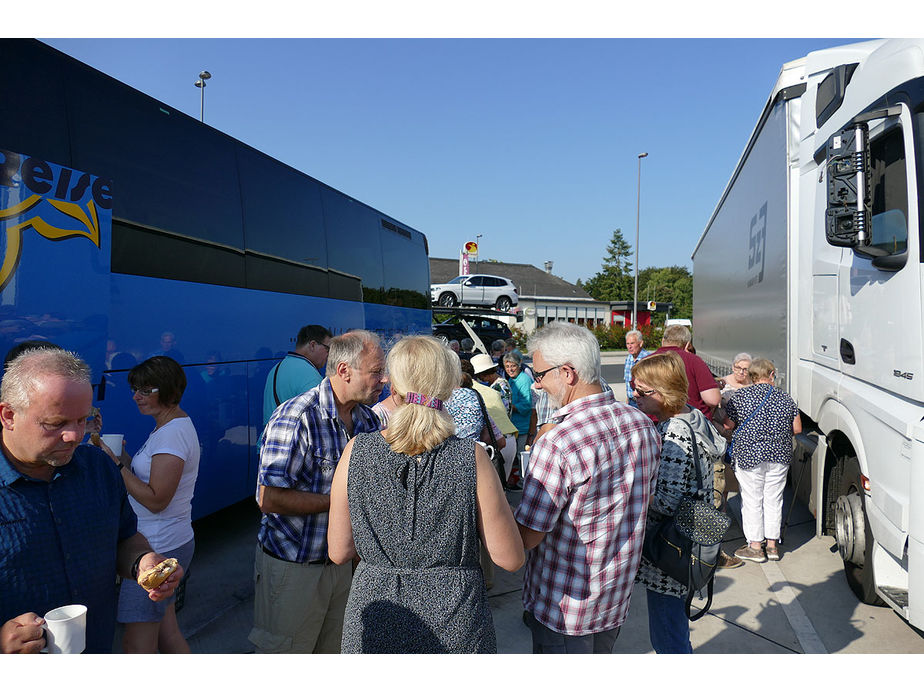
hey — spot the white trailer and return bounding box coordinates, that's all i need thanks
[692,39,924,628]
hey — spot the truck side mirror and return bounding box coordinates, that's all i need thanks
[825,123,871,249]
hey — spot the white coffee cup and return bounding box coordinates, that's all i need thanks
[44,604,87,654]
[519,451,531,478]
[100,433,123,453]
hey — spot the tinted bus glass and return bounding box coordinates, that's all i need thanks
[66,64,244,250]
[321,186,385,302]
[0,40,71,163]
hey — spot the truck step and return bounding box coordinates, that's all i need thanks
[879,586,909,608]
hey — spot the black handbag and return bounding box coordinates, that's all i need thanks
[643,417,731,620]
[472,388,507,489]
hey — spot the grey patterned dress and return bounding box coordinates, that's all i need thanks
[341,432,496,653]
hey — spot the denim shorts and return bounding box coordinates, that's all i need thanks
[117,538,195,623]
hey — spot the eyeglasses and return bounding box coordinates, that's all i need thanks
[131,387,159,397]
[533,364,561,384]
[316,341,330,352]
[629,380,656,398]
[733,366,749,373]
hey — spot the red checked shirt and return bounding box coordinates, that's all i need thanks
[515,389,661,635]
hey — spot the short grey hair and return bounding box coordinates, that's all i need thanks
[662,324,692,346]
[491,340,506,352]
[460,338,474,351]
[2,348,92,411]
[733,352,752,365]
[502,351,522,366]
[326,330,381,377]
[625,329,643,343]
[527,322,601,384]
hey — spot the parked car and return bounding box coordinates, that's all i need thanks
[430,274,519,311]
[432,316,512,348]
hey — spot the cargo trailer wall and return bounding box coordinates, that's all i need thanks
[693,98,793,384]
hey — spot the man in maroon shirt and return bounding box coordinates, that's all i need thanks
[652,325,742,569]
[653,325,720,421]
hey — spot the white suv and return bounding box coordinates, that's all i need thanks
[430,274,519,312]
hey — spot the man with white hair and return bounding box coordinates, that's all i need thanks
[250,330,386,654]
[0,348,182,653]
[514,322,661,653]
[624,329,652,407]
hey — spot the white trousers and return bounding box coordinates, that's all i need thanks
[736,461,789,543]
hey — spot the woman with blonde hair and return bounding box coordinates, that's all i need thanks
[631,351,727,653]
[724,358,801,563]
[328,336,524,653]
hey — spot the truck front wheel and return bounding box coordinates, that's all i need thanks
[833,454,884,606]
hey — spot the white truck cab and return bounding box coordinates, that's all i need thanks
[693,39,924,627]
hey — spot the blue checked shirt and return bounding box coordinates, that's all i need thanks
[256,378,381,563]
[624,349,652,404]
[0,444,138,653]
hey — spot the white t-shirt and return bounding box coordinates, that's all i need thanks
[129,416,200,552]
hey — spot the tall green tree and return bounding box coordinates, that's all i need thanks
[580,228,634,301]
[638,265,693,322]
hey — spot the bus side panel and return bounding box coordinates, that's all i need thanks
[105,273,365,519]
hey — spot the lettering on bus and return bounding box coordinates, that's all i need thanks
[0,149,112,291]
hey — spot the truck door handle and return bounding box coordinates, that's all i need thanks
[840,338,856,365]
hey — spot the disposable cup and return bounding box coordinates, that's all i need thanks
[43,604,87,654]
[520,451,531,478]
[100,433,123,452]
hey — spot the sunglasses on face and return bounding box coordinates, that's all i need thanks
[533,364,561,383]
[629,380,656,398]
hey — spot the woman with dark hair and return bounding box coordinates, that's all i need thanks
[631,351,727,653]
[96,355,200,653]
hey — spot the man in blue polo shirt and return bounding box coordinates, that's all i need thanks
[262,324,333,427]
[0,348,182,654]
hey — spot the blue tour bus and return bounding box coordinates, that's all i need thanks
[0,39,431,519]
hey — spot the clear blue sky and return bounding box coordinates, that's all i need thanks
[40,35,865,284]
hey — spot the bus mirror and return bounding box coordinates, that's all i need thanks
[825,122,871,248]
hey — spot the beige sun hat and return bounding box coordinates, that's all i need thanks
[470,353,497,376]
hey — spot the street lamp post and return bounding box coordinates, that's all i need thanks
[633,152,648,330]
[475,233,483,274]
[195,70,211,122]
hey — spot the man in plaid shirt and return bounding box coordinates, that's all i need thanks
[249,330,386,654]
[515,322,661,653]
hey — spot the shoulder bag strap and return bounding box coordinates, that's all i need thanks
[472,388,498,449]
[731,386,773,443]
[677,417,705,495]
[272,361,282,407]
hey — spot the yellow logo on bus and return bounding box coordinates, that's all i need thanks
[0,150,111,292]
